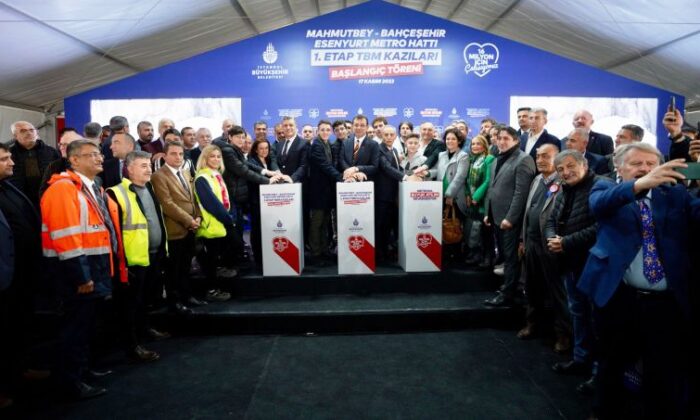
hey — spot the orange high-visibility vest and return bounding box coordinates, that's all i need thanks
[41,170,128,283]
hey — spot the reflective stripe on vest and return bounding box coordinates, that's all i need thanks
[42,180,110,260]
[109,180,150,267]
[194,168,227,239]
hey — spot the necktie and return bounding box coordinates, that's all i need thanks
[176,170,190,198]
[392,148,400,168]
[120,160,128,179]
[638,199,665,284]
[353,139,360,162]
[281,140,291,157]
[92,184,118,254]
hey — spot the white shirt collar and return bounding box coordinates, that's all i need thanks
[75,171,97,200]
[165,164,181,177]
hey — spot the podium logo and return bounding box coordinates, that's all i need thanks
[263,43,278,64]
[276,220,283,228]
[416,233,433,249]
[349,236,365,251]
[463,42,500,77]
[273,237,288,252]
[421,216,428,224]
[353,219,359,226]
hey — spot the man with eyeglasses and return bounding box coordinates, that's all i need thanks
[8,121,59,209]
[41,140,127,400]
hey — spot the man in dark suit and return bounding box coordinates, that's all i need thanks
[307,121,343,265]
[484,126,536,306]
[0,143,42,406]
[578,143,699,419]
[100,116,129,161]
[375,126,411,261]
[516,107,531,137]
[517,144,570,353]
[332,120,349,170]
[565,128,608,175]
[520,108,561,160]
[339,115,380,181]
[572,110,614,156]
[100,133,136,188]
[276,117,309,183]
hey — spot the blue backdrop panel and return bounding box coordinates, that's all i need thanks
[65,0,682,152]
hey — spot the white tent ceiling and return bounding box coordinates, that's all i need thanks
[1,0,699,114]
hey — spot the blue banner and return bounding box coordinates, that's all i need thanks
[65,0,681,151]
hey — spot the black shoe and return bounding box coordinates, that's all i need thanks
[483,293,514,307]
[85,369,113,380]
[170,302,193,315]
[552,360,591,376]
[186,297,208,307]
[464,255,482,266]
[69,382,107,400]
[146,328,171,340]
[577,376,596,395]
[126,346,160,363]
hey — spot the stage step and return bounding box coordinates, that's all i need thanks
[153,291,522,335]
[228,264,500,297]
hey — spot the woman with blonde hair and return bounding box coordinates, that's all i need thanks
[464,135,495,267]
[193,145,236,302]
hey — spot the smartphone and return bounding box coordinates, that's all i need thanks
[676,162,700,180]
[670,96,676,113]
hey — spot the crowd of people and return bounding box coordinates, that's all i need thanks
[1,106,700,418]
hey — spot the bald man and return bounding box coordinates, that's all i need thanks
[572,110,613,156]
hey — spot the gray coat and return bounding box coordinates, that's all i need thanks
[429,150,470,215]
[520,173,562,247]
[485,148,536,226]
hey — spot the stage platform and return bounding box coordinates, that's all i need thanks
[152,262,523,335]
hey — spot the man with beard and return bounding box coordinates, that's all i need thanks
[136,121,154,150]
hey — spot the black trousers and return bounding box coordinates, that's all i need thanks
[523,239,571,337]
[199,237,228,290]
[309,208,331,258]
[57,298,97,387]
[593,284,689,419]
[0,265,35,392]
[494,223,521,297]
[250,202,262,265]
[165,234,195,305]
[113,258,159,351]
[375,200,398,260]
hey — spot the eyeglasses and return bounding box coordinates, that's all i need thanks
[78,152,104,159]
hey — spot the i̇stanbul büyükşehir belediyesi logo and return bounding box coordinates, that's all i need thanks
[463,42,499,77]
[263,43,278,64]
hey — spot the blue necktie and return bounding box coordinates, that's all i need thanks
[638,199,664,284]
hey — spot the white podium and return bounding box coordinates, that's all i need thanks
[260,183,304,276]
[336,182,375,274]
[399,182,443,272]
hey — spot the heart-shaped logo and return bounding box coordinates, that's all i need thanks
[463,42,500,78]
